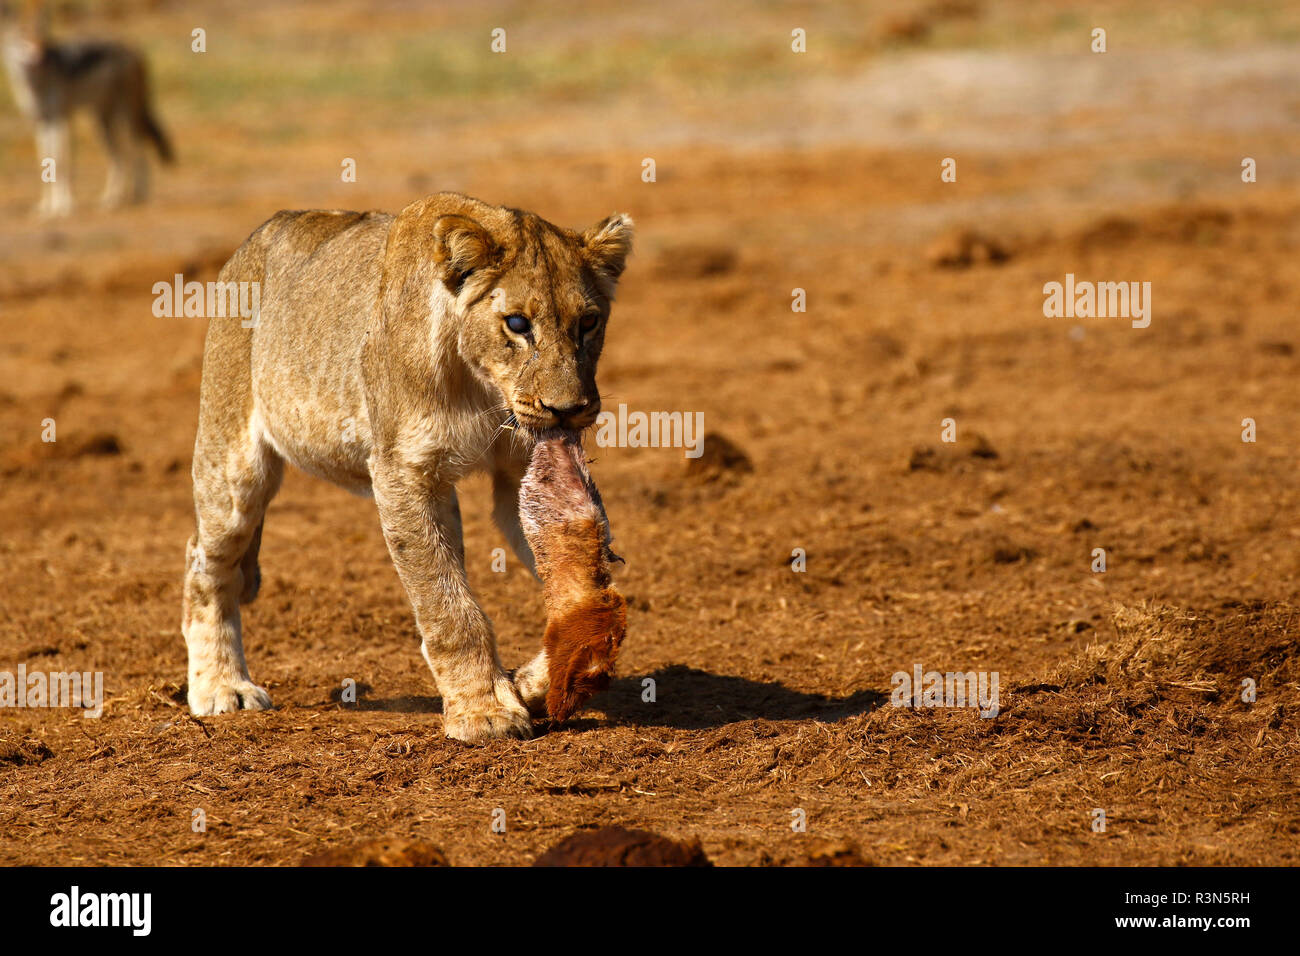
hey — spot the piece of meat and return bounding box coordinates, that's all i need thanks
[518,431,626,723]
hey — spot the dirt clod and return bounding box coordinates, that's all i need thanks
[682,432,753,484]
[803,840,872,867]
[533,827,712,867]
[0,736,54,766]
[926,228,1011,269]
[302,838,450,867]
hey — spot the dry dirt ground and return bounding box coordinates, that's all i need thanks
[0,0,1297,866]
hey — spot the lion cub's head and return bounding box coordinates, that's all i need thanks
[386,192,633,432]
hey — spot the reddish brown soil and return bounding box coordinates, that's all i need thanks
[0,0,1297,866]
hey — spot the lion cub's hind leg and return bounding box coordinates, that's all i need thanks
[238,519,266,605]
[183,399,284,716]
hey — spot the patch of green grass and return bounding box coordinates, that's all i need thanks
[148,23,805,123]
[85,0,1300,130]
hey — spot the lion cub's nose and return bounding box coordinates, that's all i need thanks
[540,398,591,424]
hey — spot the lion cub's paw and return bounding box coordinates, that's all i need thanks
[512,650,550,718]
[443,682,533,744]
[188,677,273,716]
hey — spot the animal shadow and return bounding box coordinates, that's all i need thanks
[328,682,442,713]
[323,667,885,731]
[591,664,886,730]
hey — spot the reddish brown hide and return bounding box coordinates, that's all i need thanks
[519,434,626,723]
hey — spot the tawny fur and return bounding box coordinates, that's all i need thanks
[518,435,625,723]
[182,191,632,744]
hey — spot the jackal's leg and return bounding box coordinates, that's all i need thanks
[34,124,51,217]
[96,111,129,208]
[131,141,151,203]
[35,119,72,217]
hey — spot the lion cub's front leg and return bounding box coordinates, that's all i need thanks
[371,457,532,743]
[490,450,550,714]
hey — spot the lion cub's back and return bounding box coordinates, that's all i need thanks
[248,209,394,493]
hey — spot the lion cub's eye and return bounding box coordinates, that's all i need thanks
[505,314,531,335]
[579,313,600,335]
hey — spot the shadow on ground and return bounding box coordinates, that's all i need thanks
[320,667,884,730]
[328,683,442,713]
[595,665,886,730]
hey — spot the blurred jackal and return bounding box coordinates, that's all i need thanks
[1,1,172,216]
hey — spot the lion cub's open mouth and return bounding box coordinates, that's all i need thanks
[517,431,625,724]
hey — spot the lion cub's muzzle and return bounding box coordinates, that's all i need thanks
[516,396,601,430]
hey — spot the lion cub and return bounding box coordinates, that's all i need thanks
[183,192,632,743]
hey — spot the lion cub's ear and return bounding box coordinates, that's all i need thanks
[582,213,635,295]
[432,214,498,291]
